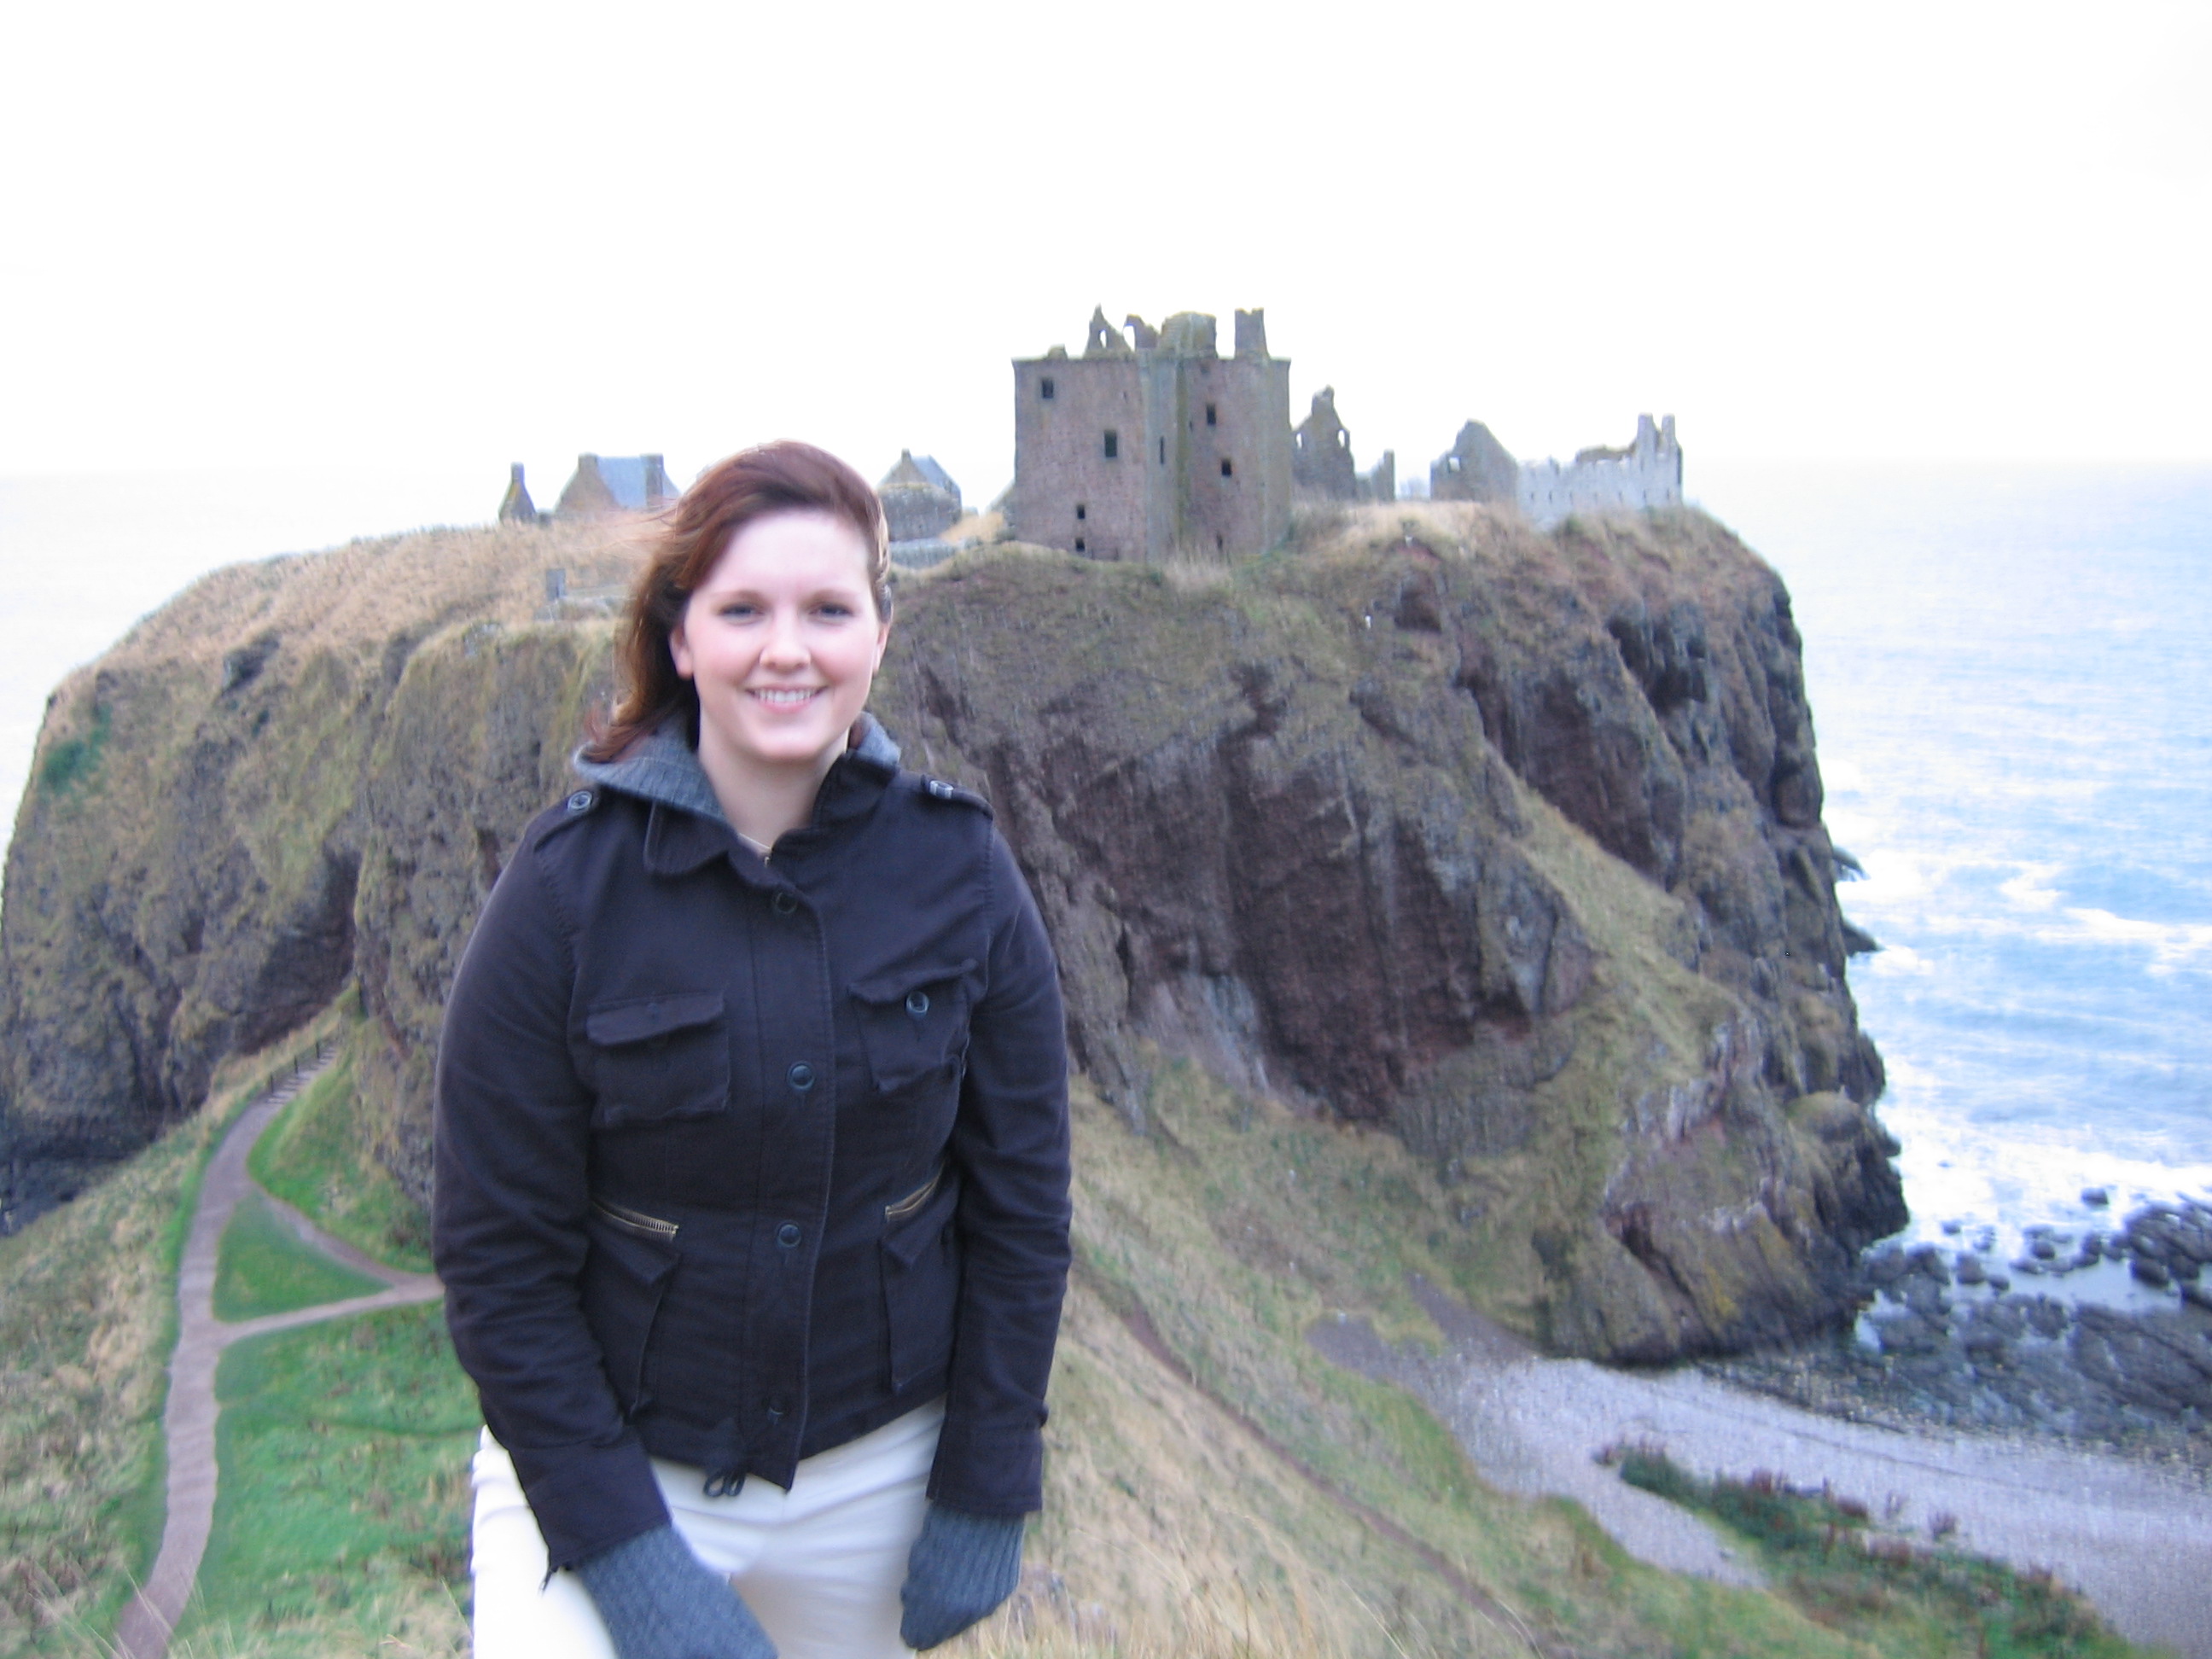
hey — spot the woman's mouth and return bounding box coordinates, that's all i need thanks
[749,687,821,707]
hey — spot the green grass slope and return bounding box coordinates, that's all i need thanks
[249,1016,433,1274]
[1,1011,2163,1658]
[0,1028,332,1656]
[172,1306,474,1658]
[212,1193,384,1323]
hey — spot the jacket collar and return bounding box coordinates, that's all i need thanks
[574,714,902,878]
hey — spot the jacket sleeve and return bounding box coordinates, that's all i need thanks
[432,830,671,1569]
[929,829,1073,1516]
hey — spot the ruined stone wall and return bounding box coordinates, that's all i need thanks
[1518,416,1683,527]
[1430,422,1521,504]
[1169,353,1292,558]
[1293,388,1360,502]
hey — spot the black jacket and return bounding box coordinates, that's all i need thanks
[432,718,1072,1569]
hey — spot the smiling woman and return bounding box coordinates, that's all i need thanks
[669,509,892,851]
[434,441,1072,1659]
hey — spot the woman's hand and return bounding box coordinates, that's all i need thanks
[899,1502,1025,1650]
[573,1524,777,1659]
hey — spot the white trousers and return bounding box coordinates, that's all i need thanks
[469,1400,944,1659]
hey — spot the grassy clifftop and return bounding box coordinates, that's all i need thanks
[3,501,2144,1656]
[0,519,632,1217]
[3,504,1899,1359]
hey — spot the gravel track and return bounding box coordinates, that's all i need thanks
[1313,1279,2212,1657]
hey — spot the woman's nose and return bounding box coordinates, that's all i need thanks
[760,611,810,666]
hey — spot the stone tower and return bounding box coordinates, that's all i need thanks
[1011,306,1294,561]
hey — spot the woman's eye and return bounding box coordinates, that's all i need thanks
[718,602,760,620]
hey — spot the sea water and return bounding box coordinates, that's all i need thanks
[3,463,2207,1287]
[1695,462,2212,1305]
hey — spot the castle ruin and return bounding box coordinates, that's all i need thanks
[1010,306,1293,561]
[501,315,1681,555]
[1010,307,1678,558]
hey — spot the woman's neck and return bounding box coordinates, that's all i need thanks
[695,736,844,852]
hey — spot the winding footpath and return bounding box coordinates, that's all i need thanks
[112,1050,444,1659]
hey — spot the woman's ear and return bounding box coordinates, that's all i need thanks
[669,619,696,680]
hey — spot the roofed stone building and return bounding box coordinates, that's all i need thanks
[555,453,677,518]
[1011,306,1293,562]
[498,463,541,525]
[877,451,963,544]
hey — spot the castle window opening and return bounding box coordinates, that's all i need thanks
[1074,538,1086,553]
[1074,504,1086,521]
[1041,378,1055,400]
[1220,458,1233,478]
[1206,403,1218,427]
[1158,439,1166,464]
[1103,429,1119,460]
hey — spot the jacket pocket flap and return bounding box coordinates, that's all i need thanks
[847,958,978,1004]
[585,990,725,1046]
[585,1208,679,1288]
[882,1173,959,1267]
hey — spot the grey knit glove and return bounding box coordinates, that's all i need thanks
[572,1524,777,1659]
[899,1502,1024,1650]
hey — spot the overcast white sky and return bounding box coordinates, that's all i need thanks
[3,0,2209,508]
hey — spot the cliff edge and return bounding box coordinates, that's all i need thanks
[0,503,1902,1360]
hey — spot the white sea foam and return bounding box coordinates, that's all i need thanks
[2054,909,2212,975]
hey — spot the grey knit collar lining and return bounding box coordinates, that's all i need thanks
[573,713,901,824]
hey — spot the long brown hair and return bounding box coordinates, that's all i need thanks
[583,440,892,762]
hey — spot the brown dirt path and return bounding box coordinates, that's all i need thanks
[111,1051,443,1659]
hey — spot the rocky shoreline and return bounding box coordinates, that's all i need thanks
[1706,1199,2212,1474]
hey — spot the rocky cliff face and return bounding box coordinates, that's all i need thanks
[0,504,1902,1359]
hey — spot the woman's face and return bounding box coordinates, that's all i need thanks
[670,509,888,786]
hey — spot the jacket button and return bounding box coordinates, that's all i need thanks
[787,1062,814,1091]
[905,989,930,1016]
[777,1223,801,1248]
[766,1396,788,1418]
[566,790,592,813]
[771,891,797,916]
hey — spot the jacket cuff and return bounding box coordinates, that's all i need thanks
[507,1435,671,1569]
[927,1417,1044,1517]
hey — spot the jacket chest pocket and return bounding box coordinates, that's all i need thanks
[847,960,976,1100]
[584,991,730,1130]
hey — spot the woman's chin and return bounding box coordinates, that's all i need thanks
[716,726,849,775]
